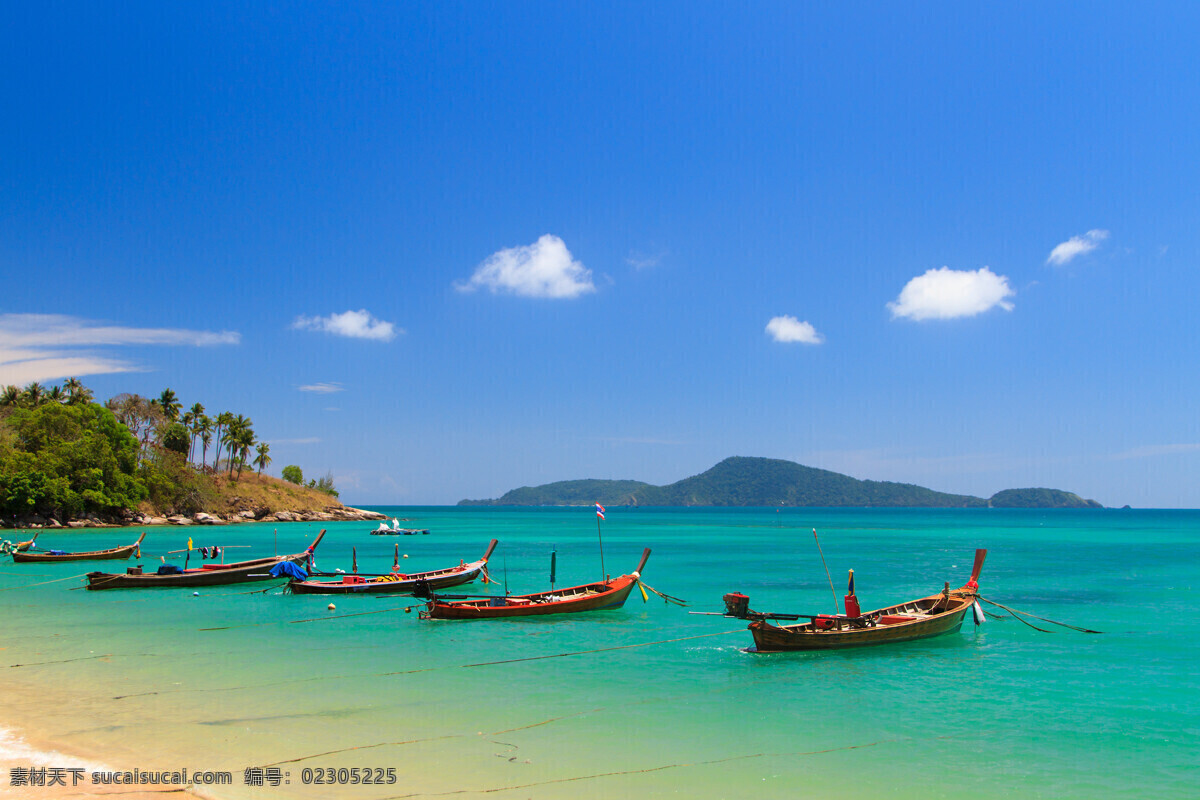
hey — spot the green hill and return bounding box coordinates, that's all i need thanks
[989,488,1103,509]
[459,456,1103,509]
[635,457,986,507]
[460,479,652,507]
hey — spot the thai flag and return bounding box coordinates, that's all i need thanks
[595,503,605,520]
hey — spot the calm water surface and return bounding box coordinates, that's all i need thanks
[1,507,1196,798]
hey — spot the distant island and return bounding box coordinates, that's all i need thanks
[459,456,1104,509]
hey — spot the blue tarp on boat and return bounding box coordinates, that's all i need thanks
[270,561,307,579]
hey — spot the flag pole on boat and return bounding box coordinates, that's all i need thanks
[813,528,841,615]
[595,503,607,580]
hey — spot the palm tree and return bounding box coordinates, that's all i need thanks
[0,385,21,408]
[211,412,234,470]
[22,382,45,407]
[235,426,256,479]
[45,385,65,403]
[223,414,252,477]
[198,416,214,470]
[63,377,93,404]
[254,442,272,475]
[185,403,205,462]
[152,388,181,422]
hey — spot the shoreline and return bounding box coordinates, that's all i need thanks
[0,677,222,800]
[1,507,386,533]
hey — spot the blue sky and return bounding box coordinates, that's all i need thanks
[3,2,1198,507]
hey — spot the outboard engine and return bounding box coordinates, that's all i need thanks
[723,592,751,618]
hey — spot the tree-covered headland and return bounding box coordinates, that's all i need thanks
[0,380,338,526]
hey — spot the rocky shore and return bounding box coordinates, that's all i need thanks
[4,505,387,530]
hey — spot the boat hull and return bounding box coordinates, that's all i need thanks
[13,533,145,563]
[290,562,483,595]
[289,539,497,595]
[423,575,638,619]
[14,544,138,563]
[86,554,308,590]
[742,548,986,652]
[85,531,325,590]
[750,598,972,652]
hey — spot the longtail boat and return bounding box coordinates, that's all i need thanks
[84,530,325,590]
[288,539,498,595]
[419,548,651,620]
[16,532,39,552]
[13,533,146,563]
[725,549,987,652]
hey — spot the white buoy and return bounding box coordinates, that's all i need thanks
[193,592,199,597]
[403,554,409,559]
[972,599,986,625]
[328,603,336,611]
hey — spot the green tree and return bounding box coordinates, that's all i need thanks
[197,415,213,468]
[281,465,304,485]
[22,382,45,407]
[185,402,205,462]
[234,425,255,479]
[152,388,181,422]
[0,401,147,520]
[313,471,339,498]
[211,411,234,471]
[223,414,253,477]
[63,377,93,405]
[254,442,271,475]
[162,422,191,455]
[0,385,21,409]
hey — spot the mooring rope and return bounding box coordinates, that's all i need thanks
[119,627,744,701]
[0,572,92,592]
[977,595,1103,634]
[636,579,688,607]
[383,628,742,675]
[198,605,413,631]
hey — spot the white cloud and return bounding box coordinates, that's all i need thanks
[456,235,595,298]
[291,310,399,341]
[1109,443,1200,461]
[298,382,344,394]
[626,249,666,270]
[888,267,1015,321]
[765,315,824,344]
[1046,229,1109,266]
[0,314,239,384]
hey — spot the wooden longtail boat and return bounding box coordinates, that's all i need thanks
[13,533,146,563]
[288,539,498,595]
[84,530,326,590]
[420,548,651,620]
[732,549,987,652]
[16,532,39,552]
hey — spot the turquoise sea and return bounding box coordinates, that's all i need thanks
[1,507,1197,799]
